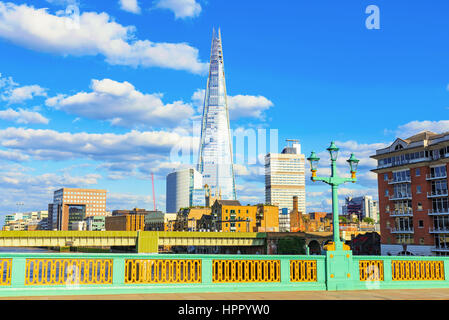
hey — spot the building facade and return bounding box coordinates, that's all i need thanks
[197,29,236,201]
[166,168,204,214]
[105,214,145,231]
[371,131,449,256]
[49,188,107,231]
[85,215,106,231]
[342,195,379,222]
[211,200,279,232]
[279,208,291,232]
[265,140,306,213]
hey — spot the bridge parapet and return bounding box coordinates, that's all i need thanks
[0,251,449,297]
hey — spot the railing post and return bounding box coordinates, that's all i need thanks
[383,257,392,284]
[112,257,126,286]
[280,258,290,284]
[11,257,26,288]
[202,257,213,285]
[443,259,449,283]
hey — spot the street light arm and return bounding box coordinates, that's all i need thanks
[311,176,331,184]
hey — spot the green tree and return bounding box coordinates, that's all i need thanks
[277,237,306,255]
[339,216,348,224]
[362,217,375,225]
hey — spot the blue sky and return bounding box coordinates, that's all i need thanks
[0,0,448,221]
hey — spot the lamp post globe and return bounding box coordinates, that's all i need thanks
[307,151,320,178]
[327,141,339,161]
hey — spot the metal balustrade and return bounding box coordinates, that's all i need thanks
[429,227,449,233]
[0,259,11,286]
[290,260,317,282]
[212,259,280,283]
[125,259,201,284]
[428,190,449,198]
[389,211,413,217]
[25,258,113,285]
[426,173,448,181]
[428,209,449,215]
[2,253,449,297]
[359,260,384,281]
[391,260,444,281]
[390,227,414,233]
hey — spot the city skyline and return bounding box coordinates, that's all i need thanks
[0,0,448,221]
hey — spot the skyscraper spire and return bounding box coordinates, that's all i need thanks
[197,29,236,200]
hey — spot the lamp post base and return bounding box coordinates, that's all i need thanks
[324,245,354,291]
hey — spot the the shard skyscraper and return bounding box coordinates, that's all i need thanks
[197,29,236,200]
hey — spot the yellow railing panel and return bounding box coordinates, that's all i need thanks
[124,259,201,284]
[391,260,445,281]
[25,259,113,285]
[0,259,12,286]
[290,260,317,282]
[212,260,280,283]
[359,260,384,281]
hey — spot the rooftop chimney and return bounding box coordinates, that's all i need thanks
[293,196,298,213]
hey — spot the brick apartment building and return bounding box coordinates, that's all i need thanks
[371,131,449,256]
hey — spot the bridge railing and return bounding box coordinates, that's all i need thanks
[2,252,449,297]
[352,255,449,290]
[0,253,326,297]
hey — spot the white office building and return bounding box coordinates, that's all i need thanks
[342,195,379,223]
[265,140,306,214]
[166,168,204,213]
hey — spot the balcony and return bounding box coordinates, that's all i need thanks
[389,194,412,201]
[388,178,411,185]
[389,210,413,217]
[428,209,449,216]
[427,190,449,198]
[390,227,414,234]
[426,173,447,181]
[429,227,449,233]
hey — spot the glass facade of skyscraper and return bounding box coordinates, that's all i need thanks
[197,29,236,200]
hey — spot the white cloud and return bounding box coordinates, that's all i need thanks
[46,78,194,128]
[396,120,449,138]
[0,2,208,74]
[119,0,141,14]
[155,0,201,19]
[192,89,274,120]
[0,127,196,162]
[0,150,29,162]
[0,108,49,124]
[0,73,47,104]
[228,95,274,120]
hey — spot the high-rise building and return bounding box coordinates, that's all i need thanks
[197,29,236,200]
[49,188,107,230]
[166,168,204,213]
[265,140,306,213]
[371,130,449,256]
[342,195,379,222]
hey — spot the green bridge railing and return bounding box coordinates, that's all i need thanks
[0,251,448,297]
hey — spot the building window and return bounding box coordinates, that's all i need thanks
[417,186,421,194]
[416,168,420,176]
[384,173,388,181]
[385,190,389,197]
[418,220,424,228]
[417,203,423,211]
[386,205,390,212]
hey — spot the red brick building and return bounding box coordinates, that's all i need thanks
[371,131,449,256]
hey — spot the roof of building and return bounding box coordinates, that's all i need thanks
[214,200,242,206]
[403,131,439,143]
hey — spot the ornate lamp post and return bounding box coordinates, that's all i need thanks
[307,142,359,251]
